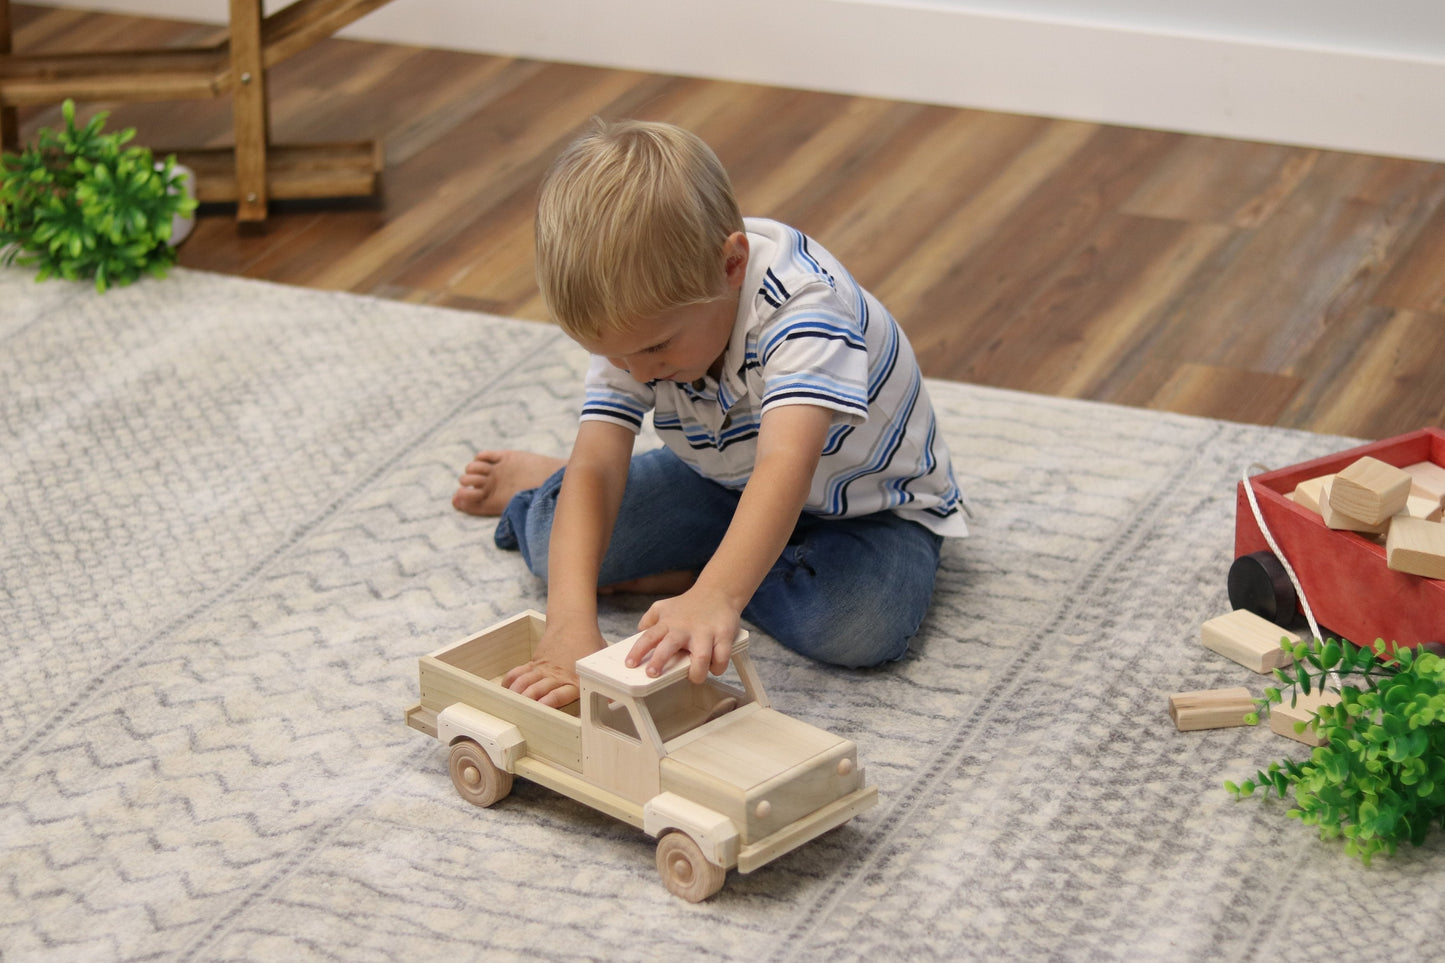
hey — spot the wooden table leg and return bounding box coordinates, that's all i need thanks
[1,0,388,217]
[229,0,269,222]
[0,0,19,151]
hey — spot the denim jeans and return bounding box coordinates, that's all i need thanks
[494,446,943,668]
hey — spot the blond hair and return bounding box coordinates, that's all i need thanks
[535,119,744,340]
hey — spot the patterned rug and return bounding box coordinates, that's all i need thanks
[4,266,1442,962]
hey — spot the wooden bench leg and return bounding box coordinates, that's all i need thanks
[229,0,269,222]
[1,0,19,151]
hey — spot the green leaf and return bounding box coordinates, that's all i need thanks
[0,102,187,291]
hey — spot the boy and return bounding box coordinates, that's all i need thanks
[455,120,969,708]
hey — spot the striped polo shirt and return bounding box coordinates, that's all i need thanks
[580,218,969,537]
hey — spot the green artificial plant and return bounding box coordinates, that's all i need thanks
[0,99,196,291]
[1226,635,1445,864]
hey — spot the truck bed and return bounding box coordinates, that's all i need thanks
[407,611,584,772]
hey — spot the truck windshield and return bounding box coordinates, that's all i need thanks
[643,677,746,743]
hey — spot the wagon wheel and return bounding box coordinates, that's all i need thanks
[1227,550,1299,627]
[656,831,726,902]
[448,740,513,807]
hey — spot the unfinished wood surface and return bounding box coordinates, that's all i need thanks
[1405,461,1445,502]
[1168,688,1255,732]
[1320,479,1394,535]
[1201,609,1299,674]
[1269,690,1341,747]
[9,3,1445,438]
[581,690,663,804]
[1406,494,1444,522]
[1290,474,1334,514]
[1386,516,1445,579]
[1330,456,1412,524]
[429,610,546,682]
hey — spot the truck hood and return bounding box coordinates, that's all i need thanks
[661,705,849,791]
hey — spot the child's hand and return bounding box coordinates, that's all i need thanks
[626,589,740,684]
[503,621,605,707]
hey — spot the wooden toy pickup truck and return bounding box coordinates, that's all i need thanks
[1231,427,1445,652]
[405,611,878,901]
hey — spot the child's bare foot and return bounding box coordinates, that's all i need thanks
[453,450,565,516]
[600,570,700,595]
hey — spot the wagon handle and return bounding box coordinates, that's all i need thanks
[1241,463,1336,687]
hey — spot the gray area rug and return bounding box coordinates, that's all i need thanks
[4,266,1443,962]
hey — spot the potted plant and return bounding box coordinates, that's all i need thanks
[1227,636,1445,864]
[0,99,197,291]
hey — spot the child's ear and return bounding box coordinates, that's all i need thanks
[723,232,750,287]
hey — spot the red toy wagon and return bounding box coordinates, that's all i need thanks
[1231,427,1445,651]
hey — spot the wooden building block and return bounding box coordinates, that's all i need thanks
[1320,479,1393,535]
[1169,688,1255,731]
[1290,474,1334,514]
[1405,493,1444,522]
[1329,456,1412,525]
[1404,461,1445,503]
[1270,690,1342,746]
[1201,609,1299,673]
[1386,516,1445,579]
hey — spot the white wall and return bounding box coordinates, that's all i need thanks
[30,0,1445,162]
[912,1,1445,61]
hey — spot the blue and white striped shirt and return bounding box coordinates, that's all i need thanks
[580,218,969,536]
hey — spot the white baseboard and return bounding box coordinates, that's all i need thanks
[27,0,1445,162]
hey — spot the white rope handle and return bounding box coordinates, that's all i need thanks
[1241,463,1339,690]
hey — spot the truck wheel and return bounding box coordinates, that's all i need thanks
[448,740,512,807]
[1228,551,1298,627]
[656,831,726,902]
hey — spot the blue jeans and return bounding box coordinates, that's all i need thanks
[494,447,944,668]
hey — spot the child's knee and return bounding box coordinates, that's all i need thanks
[786,618,913,668]
[750,590,921,668]
[744,519,940,668]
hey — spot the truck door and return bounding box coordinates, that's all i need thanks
[581,692,662,803]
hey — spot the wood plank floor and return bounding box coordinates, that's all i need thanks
[10,4,1445,441]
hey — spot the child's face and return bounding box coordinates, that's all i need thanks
[579,233,749,386]
[583,297,736,385]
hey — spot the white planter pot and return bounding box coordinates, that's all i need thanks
[167,162,197,247]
